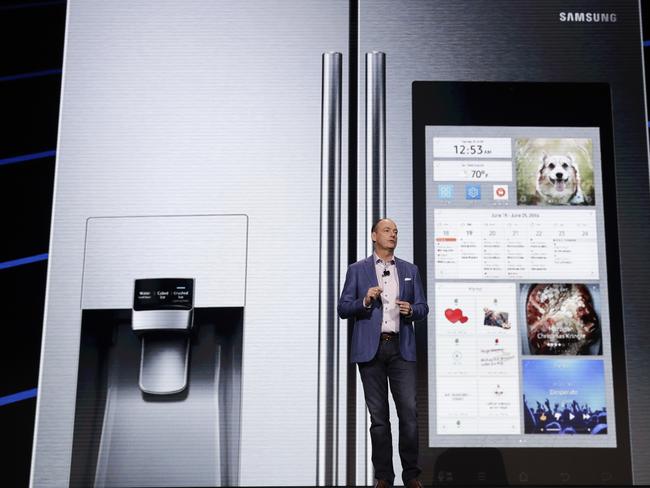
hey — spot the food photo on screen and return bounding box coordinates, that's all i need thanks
[483,306,511,329]
[522,359,607,435]
[519,283,602,356]
[515,138,595,206]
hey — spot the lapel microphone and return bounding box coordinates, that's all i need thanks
[382,268,390,277]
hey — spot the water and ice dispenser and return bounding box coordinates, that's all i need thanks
[132,278,195,395]
[69,215,247,487]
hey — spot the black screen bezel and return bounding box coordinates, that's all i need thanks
[412,81,632,486]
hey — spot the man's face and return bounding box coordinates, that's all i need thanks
[372,219,398,251]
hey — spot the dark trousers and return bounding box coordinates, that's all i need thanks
[358,335,420,485]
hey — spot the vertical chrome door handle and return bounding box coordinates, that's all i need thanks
[366,51,386,250]
[361,51,387,486]
[318,51,342,487]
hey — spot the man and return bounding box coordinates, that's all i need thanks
[338,218,429,488]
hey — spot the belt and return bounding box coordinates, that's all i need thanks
[380,332,399,342]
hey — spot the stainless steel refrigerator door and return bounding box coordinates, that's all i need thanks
[358,0,650,484]
[31,1,350,486]
[75,215,246,487]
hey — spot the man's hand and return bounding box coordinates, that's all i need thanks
[396,300,412,316]
[364,286,383,307]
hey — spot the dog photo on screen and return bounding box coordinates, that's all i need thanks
[515,138,595,206]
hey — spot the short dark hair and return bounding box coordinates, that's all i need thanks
[371,218,392,234]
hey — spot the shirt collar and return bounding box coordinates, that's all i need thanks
[374,252,395,266]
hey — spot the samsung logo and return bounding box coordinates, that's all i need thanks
[559,12,617,23]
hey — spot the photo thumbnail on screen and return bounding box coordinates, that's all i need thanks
[516,138,595,206]
[523,359,607,435]
[520,283,602,356]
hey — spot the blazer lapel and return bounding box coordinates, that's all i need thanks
[363,255,378,287]
[395,258,407,300]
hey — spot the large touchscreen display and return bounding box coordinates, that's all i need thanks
[425,127,616,448]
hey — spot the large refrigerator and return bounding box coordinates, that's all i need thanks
[31,1,650,486]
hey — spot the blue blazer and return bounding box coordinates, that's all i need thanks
[338,255,429,363]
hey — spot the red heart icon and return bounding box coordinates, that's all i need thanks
[444,308,468,324]
[444,308,459,322]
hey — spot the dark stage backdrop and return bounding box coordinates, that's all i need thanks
[1,1,650,486]
[0,1,66,487]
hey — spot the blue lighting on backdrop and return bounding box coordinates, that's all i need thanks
[0,69,62,83]
[0,150,56,166]
[0,253,48,270]
[0,388,37,407]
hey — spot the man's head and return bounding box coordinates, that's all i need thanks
[371,218,398,253]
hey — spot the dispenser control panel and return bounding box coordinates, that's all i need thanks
[133,278,194,311]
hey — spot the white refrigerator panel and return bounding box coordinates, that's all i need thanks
[31,1,349,486]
